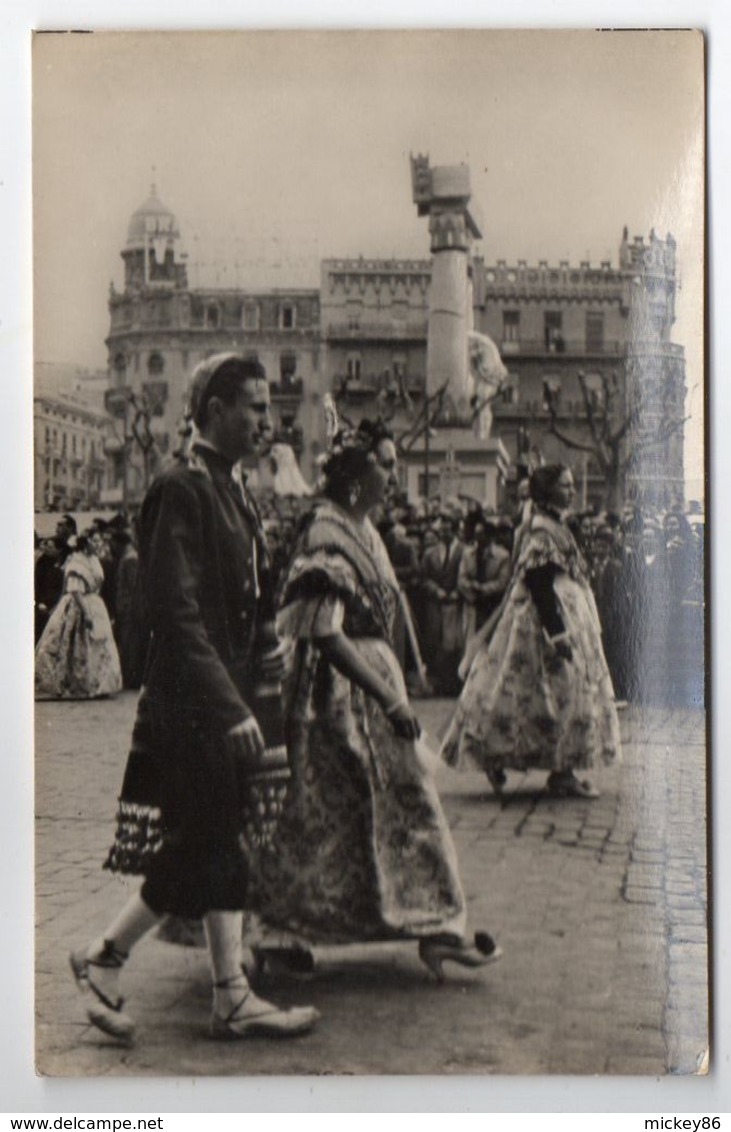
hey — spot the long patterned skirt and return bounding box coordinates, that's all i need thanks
[442,574,621,775]
[245,637,467,945]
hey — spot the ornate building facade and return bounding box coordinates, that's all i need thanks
[34,392,109,511]
[473,227,685,507]
[105,187,686,508]
[105,186,322,502]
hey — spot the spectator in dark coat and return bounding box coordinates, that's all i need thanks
[34,536,66,643]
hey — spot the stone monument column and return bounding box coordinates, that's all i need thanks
[411,156,482,417]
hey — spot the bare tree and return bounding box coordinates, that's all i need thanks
[395,381,450,455]
[542,368,687,510]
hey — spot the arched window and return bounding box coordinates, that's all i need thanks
[346,354,362,383]
[113,352,127,383]
[280,353,297,383]
[148,352,165,376]
[243,303,260,331]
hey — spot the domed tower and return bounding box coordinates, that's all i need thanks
[122,183,187,292]
[105,184,191,506]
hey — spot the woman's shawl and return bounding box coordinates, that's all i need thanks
[63,551,103,596]
[518,510,590,586]
[458,508,588,679]
[278,501,400,642]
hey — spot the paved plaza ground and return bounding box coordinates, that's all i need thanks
[35,693,709,1078]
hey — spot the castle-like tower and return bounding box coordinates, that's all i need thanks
[473,225,685,506]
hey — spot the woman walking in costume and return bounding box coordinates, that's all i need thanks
[247,404,500,981]
[441,465,620,799]
[35,532,122,700]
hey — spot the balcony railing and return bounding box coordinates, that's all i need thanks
[270,378,304,398]
[499,338,684,359]
[499,338,625,357]
[493,399,599,419]
[326,320,428,340]
[332,374,432,399]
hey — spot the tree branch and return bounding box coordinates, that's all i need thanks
[396,381,450,452]
[545,420,600,456]
[543,376,601,458]
[577,370,608,449]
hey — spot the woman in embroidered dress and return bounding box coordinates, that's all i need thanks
[35,532,122,700]
[441,465,620,799]
[247,415,501,980]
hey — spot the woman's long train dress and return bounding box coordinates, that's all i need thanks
[441,510,621,776]
[35,551,122,700]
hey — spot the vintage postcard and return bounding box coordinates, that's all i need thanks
[32,28,707,1078]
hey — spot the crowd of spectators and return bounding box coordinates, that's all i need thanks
[34,486,706,710]
[262,488,705,710]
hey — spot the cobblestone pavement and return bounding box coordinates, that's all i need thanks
[35,694,709,1078]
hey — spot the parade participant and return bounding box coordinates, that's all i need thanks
[35,532,122,700]
[70,354,318,1044]
[442,465,620,799]
[246,404,500,982]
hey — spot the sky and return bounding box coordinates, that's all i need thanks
[32,28,705,489]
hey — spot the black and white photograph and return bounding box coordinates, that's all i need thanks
[28,25,709,1086]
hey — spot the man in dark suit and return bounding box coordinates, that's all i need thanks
[34,536,65,643]
[70,354,318,1044]
[421,515,464,694]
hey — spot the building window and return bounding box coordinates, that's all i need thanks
[346,354,362,383]
[280,353,297,383]
[585,311,605,353]
[346,301,362,330]
[582,372,605,410]
[544,311,565,352]
[243,303,259,331]
[148,352,165,376]
[206,305,220,329]
[280,304,296,330]
[113,352,127,383]
[502,310,520,342]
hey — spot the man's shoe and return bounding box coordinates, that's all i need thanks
[69,946,136,1045]
[211,989,319,1039]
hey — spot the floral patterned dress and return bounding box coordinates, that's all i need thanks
[35,551,122,700]
[441,510,621,775]
[245,500,467,944]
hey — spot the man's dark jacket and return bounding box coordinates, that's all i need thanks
[104,443,272,906]
[139,444,267,731]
